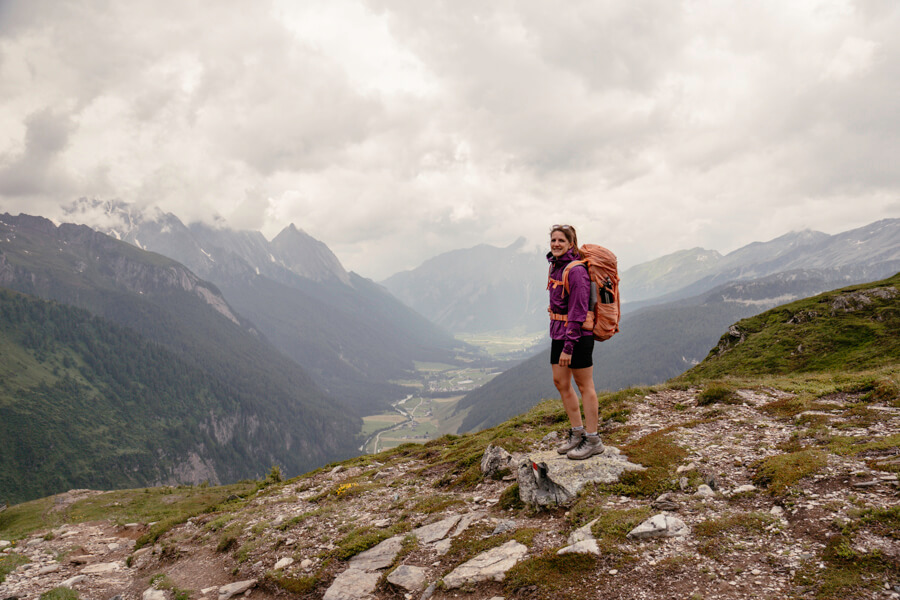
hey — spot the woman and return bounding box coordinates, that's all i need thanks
[547,224,603,460]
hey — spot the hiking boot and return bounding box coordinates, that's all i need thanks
[566,434,604,460]
[556,428,585,454]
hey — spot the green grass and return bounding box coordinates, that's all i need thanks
[39,588,78,600]
[0,552,30,583]
[679,273,900,382]
[0,482,256,546]
[694,511,776,558]
[752,449,828,495]
[504,550,598,594]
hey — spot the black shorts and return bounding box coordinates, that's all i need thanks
[550,336,595,369]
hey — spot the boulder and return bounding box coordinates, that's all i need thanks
[481,445,513,478]
[517,448,644,507]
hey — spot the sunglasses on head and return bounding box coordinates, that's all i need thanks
[551,224,572,230]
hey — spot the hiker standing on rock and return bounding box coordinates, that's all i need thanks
[547,224,604,460]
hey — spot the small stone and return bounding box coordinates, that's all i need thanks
[609,569,618,575]
[0,541,10,549]
[492,519,517,536]
[300,559,312,569]
[38,564,61,575]
[770,506,785,517]
[679,477,689,491]
[627,514,690,539]
[143,589,167,600]
[751,569,762,575]
[676,463,696,474]
[330,466,344,475]
[732,484,757,494]
[373,519,390,528]
[695,485,715,498]
[557,540,600,556]
[61,575,87,587]
[273,557,293,570]
[201,587,219,595]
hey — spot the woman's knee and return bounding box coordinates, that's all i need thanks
[553,375,572,392]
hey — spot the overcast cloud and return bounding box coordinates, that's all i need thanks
[0,0,897,278]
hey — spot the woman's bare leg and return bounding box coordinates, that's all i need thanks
[572,367,598,432]
[552,364,583,428]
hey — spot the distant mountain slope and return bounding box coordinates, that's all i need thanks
[624,219,900,305]
[0,214,361,493]
[454,269,874,431]
[69,200,465,413]
[681,272,900,381]
[381,238,548,334]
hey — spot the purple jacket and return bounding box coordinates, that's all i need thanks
[547,249,591,355]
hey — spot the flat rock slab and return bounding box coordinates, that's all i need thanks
[349,535,404,571]
[386,564,428,591]
[442,540,528,588]
[413,515,462,544]
[218,579,257,600]
[517,448,644,507]
[81,562,123,574]
[323,568,380,600]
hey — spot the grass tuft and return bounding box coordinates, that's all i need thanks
[752,449,827,494]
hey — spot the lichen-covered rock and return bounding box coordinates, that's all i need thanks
[517,448,644,507]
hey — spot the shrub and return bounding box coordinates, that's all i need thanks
[697,382,736,406]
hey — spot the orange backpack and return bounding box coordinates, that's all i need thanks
[548,244,621,341]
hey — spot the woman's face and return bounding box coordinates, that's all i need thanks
[550,230,572,258]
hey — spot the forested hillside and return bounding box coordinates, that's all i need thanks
[0,288,356,505]
[0,215,362,502]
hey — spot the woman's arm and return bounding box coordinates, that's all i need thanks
[562,264,591,355]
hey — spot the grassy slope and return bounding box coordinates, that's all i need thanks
[679,272,900,382]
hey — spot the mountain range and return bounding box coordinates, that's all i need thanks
[381,219,900,335]
[0,213,362,503]
[65,199,468,414]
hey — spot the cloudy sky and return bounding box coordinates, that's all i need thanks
[0,0,897,279]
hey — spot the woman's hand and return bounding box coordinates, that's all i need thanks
[559,352,572,367]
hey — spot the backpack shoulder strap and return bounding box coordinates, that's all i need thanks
[561,260,588,295]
